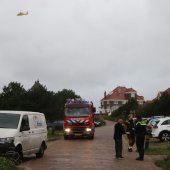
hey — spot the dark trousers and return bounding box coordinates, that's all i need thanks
[136,135,145,159]
[115,139,122,157]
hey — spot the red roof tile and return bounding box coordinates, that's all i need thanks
[137,95,144,100]
[165,87,170,95]
[126,88,136,93]
[102,86,144,101]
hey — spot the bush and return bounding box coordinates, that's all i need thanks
[0,156,17,170]
[94,116,106,125]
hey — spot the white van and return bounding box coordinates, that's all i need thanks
[0,111,47,161]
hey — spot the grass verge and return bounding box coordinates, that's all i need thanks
[48,129,63,141]
[155,155,170,170]
[145,137,170,170]
[145,137,170,155]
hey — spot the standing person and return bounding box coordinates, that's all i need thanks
[114,119,125,159]
[135,114,147,161]
[125,114,135,152]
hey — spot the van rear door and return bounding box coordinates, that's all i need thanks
[28,114,43,150]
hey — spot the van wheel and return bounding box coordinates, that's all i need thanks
[159,131,170,142]
[36,144,45,158]
[6,146,22,165]
[14,147,23,165]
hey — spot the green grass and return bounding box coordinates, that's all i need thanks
[146,146,170,155]
[144,137,170,170]
[155,155,170,170]
[145,137,170,155]
[47,130,63,141]
[0,157,17,170]
[0,156,27,170]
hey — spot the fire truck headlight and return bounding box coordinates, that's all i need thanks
[65,128,71,133]
[86,128,92,132]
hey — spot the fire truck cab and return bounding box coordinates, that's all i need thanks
[64,99,96,140]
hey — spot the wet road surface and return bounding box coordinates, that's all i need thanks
[22,120,162,170]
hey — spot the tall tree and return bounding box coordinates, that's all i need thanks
[112,98,139,118]
[0,82,26,110]
[158,92,170,116]
[0,81,81,121]
[26,80,51,112]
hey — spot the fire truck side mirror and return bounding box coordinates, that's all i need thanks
[93,107,96,113]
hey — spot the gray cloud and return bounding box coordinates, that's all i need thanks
[0,0,170,109]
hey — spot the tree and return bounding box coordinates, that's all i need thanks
[158,92,170,116]
[0,81,81,121]
[26,80,53,118]
[112,98,139,118]
[0,82,26,110]
[138,91,170,117]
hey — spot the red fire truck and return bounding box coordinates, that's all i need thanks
[64,99,96,140]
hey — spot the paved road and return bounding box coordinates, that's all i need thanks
[22,120,162,170]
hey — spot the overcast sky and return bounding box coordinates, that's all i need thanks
[0,0,170,109]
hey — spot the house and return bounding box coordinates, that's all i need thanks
[100,86,144,115]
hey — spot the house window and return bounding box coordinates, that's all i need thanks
[114,101,118,104]
[131,93,135,98]
[122,101,126,104]
[107,101,109,105]
[138,101,143,105]
[106,106,110,109]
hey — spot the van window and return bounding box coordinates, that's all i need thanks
[20,115,30,131]
[0,113,20,129]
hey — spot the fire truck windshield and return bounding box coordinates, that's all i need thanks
[65,107,90,117]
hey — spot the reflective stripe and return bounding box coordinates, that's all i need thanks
[128,146,132,149]
[136,121,146,126]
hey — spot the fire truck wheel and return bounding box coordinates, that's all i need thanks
[89,135,94,140]
[64,135,68,140]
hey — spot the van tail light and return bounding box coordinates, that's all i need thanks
[153,125,158,129]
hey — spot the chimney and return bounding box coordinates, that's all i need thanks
[104,91,106,98]
[118,86,121,94]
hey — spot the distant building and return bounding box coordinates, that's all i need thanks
[100,86,144,115]
[156,87,170,100]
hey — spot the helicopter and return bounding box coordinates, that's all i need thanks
[17,11,28,16]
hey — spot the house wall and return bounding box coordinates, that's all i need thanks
[100,100,128,114]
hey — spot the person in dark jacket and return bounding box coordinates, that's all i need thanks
[125,114,135,152]
[114,119,125,159]
[135,114,147,161]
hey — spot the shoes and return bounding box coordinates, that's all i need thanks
[119,156,124,158]
[136,157,144,161]
[115,156,124,159]
[128,148,132,152]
